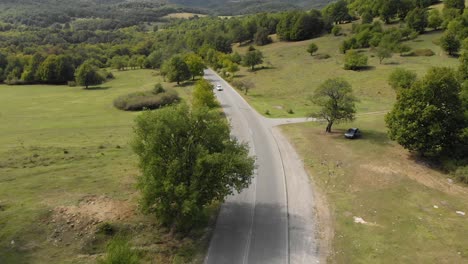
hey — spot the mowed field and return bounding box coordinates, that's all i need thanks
[231,22,468,263]
[0,69,206,263]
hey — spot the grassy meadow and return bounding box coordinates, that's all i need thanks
[231,19,467,263]
[233,24,459,118]
[0,69,206,263]
[282,117,468,263]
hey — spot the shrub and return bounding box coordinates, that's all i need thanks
[68,81,77,87]
[454,166,468,184]
[113,90,179,111]
[405,48,435,56]
[331,25,342,36]
[96,222,115,236]
[153,83,165,94]
[344,50,368,70]
[98,237,140,264]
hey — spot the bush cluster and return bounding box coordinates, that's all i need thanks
[113,89,179,111]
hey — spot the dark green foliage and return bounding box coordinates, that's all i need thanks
[162,55,191,85]
[242,50,264,70]
[388,68,418,91]
[459,52,468,80]
[440,32,461,55]
[37,55,75,84]
[276,11,326,41]
[254,27,272,46]
[113,90,180,111]
[133,104,255,230]
[361,11,373,24]
[75,61,105,89]
[322,0,352,24]
[386,67,465,157]
[344,50,368,70]
[310,78,357,132]
[98,237,140,264]
[406,7,428,33]
[444,0,465,12]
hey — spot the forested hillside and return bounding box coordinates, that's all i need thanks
[169,0,335,15]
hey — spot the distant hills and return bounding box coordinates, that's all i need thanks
[0,0,335,28]
[169,0,335,15]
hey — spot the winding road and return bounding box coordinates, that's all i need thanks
[203,69,320,264]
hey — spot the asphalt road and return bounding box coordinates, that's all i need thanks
[203,69,320,264]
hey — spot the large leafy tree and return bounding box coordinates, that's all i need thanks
[133,104,255,230]
[162,55,191,85]
[75,60,105,89]
[440,32,460,55]
[37,55,74,84]
[386,67,464,157]
[242,49,264,71]
[406,7,428,33]
[184,53,206,81]
[310,78,357,133]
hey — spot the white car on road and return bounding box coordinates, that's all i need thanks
[216,84,223,91]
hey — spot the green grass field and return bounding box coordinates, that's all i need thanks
[282,117,468,263]
[231,21,467,263]
[233,25,459,118]
[0,69,206,263]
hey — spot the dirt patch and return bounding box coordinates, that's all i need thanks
[47,195,135,247]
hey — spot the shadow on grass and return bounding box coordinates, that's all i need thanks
[330,128,392,146]
[350,66,375,71]
[177,81,196,87]
[84,86,110,90]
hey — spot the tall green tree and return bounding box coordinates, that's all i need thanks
[386,67,464,157]
[37,55,74,84]
[133,104,255,230]
[75,60,105,89]
[310,78,357,133]
[440,32,461,55]
[184,53,206,81]
[162,55,191,85]
[406,7,428,33]
[242,49,264,71]
[146,50,164,69]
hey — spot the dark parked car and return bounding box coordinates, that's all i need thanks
[345,128,361,139]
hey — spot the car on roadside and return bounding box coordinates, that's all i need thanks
[345,128,361,139]
[216,84,223,91]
